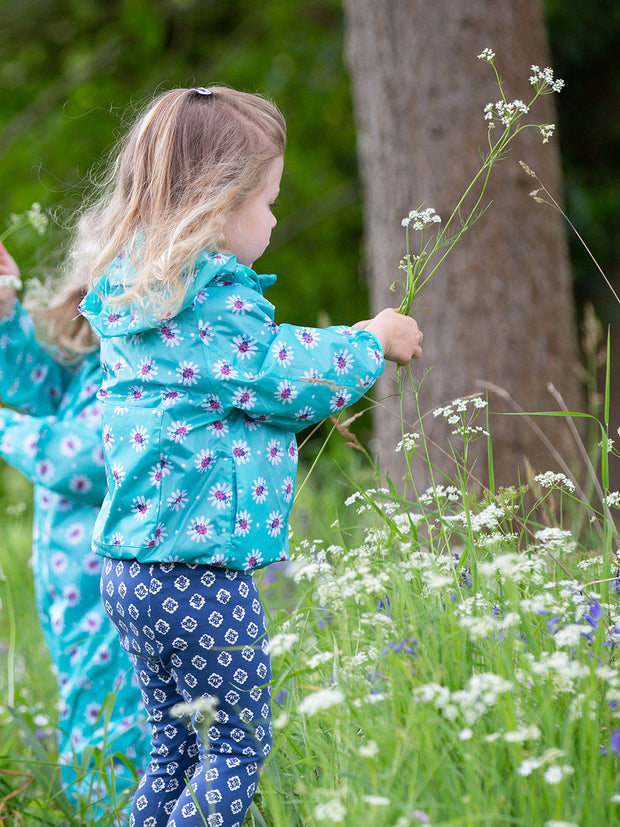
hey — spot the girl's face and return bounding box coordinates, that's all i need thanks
[223,156,284,268]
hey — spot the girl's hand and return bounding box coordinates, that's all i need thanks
[354,308,423,365]
[0,242,19,318]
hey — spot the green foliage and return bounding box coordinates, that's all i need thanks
[0,0,366,326]
[545,0,620,323]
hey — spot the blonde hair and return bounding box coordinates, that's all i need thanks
[26,214,101,360]
[71,86,286,320]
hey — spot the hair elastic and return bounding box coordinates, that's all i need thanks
[192,87,212,96]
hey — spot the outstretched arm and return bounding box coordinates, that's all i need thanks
[0,242,70,415]
[0,407,107,504]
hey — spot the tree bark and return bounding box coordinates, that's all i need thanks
[343,0,583,491]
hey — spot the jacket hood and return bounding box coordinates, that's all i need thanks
[79,249,277,338]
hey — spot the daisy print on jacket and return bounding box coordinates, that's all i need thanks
[81,251,386,571]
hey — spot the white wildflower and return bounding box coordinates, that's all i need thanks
[266,632,299,657]
[477,48,495,62]
[504,725,541,743]
[363,795,391,807]
[358,740,380,758]
[534,527,575,553]
[605,491,620,509]
[314,799,347,822]
[172,695,218,725]
[529,65,565,93]
[517,757,540,776]
[545,822,580,827]
[543,764,573,785]
[273,712,289,729]
[298,687,344,716]
[402,207,442,230]
[539,124,556,143]
[396,432,420,452]
[306,651,333,670]
[484,99,529,127]
[534,471,575,493]
[553,624,590,648]
[459,728,473,740]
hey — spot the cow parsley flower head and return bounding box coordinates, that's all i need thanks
[477,48,495,63]
[539,124,556,143]
[402,207,442,230]
[530,65,565,93]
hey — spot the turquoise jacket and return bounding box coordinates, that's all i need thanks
[0,301,147,802]
[80,251,384,570]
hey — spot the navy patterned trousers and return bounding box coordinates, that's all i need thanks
[101,558,272,827]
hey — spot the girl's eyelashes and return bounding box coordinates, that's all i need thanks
[270,201,280,209]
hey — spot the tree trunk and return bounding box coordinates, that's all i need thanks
[343,0,583,491]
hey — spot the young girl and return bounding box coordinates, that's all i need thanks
[0,242,148,811]
[78,86,423,827]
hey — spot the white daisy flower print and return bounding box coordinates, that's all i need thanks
[106,311,124,328]
[63,583,81,606]
[66,522,86,546]
[203,394,223,414]
[166,489,188,511]
[35,459,56,484]
[232,387,256,410]
[176,360,201,386]
[295,405,315,422]
[187,516,214,543]
[232,440,251,464]
[137,356,158,382]
[267,511,284,537]
[208,420,228,438]
[208,483,233,510]
[103,424,114,447]
[330,389,352,413]
[81,610,103,633]
[244,550,264,570]
[199,321,214,343]
[275,380,297,405]
[288,440,298,463]
[146,523,168,548]
[213,359,238,381]
[69,475,92,495]
[295,327,321,349]
[23,434,38,457]
[30,363,49,384]
[281,476,294,503]
[272,342,294,367]
[368,345,383,364]
[267,439,284,466]
[60,435,83,457]
[226,295,253,315]
[131,496,151,522]
[167,420,192,443]
[234,511,253,536]
[159,321,183,346]
[51,551,68,573]
[130,425,149,452]
[161,388,182,405]
[251,477,269,503]
[232,334,258,360]
[333,348,354,376]
[195,449,216,473]
[128,385,145,401]
[111,463,126,486]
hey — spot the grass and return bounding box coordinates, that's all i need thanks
[1,395,620,826]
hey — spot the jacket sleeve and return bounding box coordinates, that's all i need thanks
[0,408,107,504]
[195,279,385,431]
[0,300,69,415]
